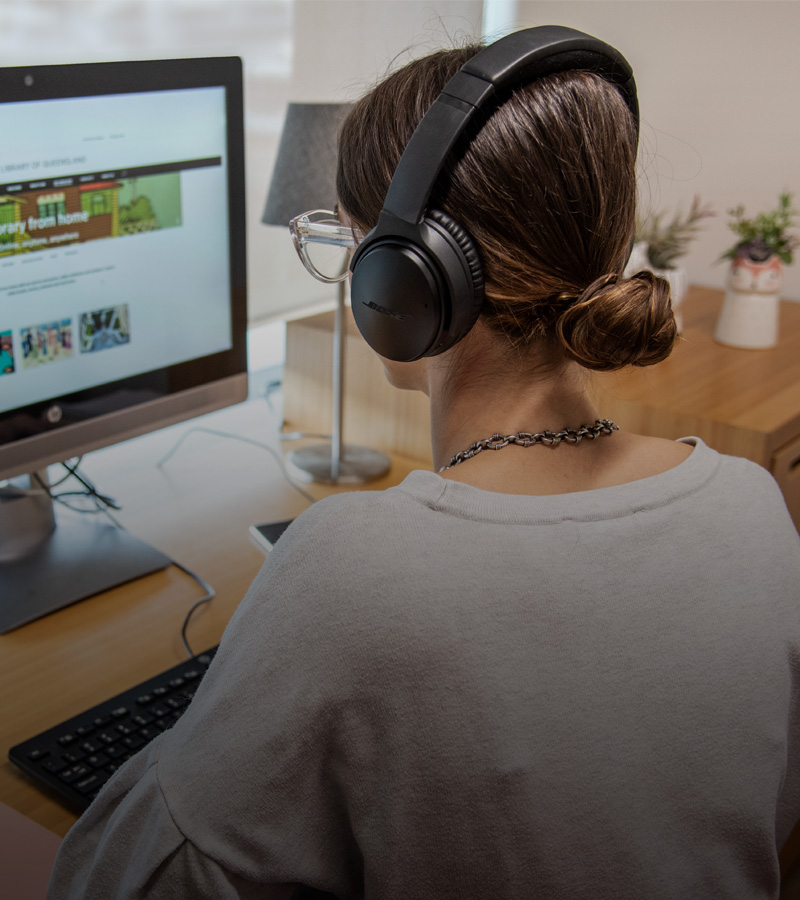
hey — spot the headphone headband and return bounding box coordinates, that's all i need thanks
[383,25,638,225]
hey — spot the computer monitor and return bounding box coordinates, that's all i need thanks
[0,57,248,632]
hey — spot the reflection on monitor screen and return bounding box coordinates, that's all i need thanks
[0,57,248,632]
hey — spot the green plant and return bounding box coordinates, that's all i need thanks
[636,195,714,269]
[722,191,799,265]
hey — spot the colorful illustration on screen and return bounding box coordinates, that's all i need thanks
[20,320,74,368]
[118,173,182,235]
[79,304,131,353]
[0,171,183,258]
[0,330,15,375]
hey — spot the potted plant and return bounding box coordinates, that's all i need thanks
[715,191,799,349]
[627,195,714,331]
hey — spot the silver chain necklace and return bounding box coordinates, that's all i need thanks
[440,419,619,471]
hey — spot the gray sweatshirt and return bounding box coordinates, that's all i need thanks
[48,439,800,899]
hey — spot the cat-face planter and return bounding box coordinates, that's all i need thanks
[714,253,782,349]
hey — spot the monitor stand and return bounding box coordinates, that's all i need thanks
[0,473,171,634]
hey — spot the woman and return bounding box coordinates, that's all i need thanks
[49,29,800,900]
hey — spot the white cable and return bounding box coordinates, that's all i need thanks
[156,426,317,506]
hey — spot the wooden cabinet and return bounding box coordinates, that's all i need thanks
[283,286,800,529]
[283,308,434,464]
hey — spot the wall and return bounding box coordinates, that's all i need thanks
[514,1,800,300]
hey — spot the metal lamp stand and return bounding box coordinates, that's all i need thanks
[284,280,391,485]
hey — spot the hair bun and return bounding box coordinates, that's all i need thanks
[554,270,677,372]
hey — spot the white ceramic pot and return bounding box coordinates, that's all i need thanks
[714,254,782,349]
[657,265,688,333]
[624,241,688,332]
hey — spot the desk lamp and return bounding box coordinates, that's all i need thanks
[263,102,391,484]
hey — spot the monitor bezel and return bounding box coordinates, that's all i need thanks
[0,56,248,480]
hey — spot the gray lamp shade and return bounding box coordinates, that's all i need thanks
[262,102,353,227]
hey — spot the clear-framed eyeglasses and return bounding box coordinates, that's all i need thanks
[289,209,360,284]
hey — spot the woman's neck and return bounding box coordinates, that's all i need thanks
[420,327,691,494]
[429,365,600,474]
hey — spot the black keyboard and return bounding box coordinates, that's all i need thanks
[8,646,218,811]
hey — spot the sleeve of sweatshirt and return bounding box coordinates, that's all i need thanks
[46,494,375,900]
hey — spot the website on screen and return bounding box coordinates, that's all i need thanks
[0,86,233,414]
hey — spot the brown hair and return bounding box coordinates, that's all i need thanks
[337,44,676,372]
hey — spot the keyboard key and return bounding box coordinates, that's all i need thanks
[104,744,127,759]
[61,749,86,764]
[75,724,96,737]
[43,758,68,775]
[75,771,110,795]
[122,735,145,751]
[97,731,117,745]
[169,677,185,689]
[110,707,129,719]
[92,715,112,728]
[60,764,91,784]
[86,753,111,769]
[136,693,154,706]
[80,739,103,754]
[132,713,153,727]
[57,733,76,746]
[26,748,49,762]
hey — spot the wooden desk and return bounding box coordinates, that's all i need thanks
[284,286,800,528]
[591,286,800,528]
[0,396,422,839]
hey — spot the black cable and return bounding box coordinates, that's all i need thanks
[33,463,121,512]
[63,465,121,509]
[93,501,215,658]
[35,464,215,658]
[172,561,216,658]
[91,497,215,658]
[47,457,83,488]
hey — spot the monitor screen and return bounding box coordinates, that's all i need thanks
[0,57,247,480]
[0,57,248,631]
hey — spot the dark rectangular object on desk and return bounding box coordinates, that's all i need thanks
[9,647,218,811]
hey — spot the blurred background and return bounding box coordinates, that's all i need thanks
[2,0,798,334]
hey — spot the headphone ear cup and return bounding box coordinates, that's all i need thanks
[349,208,485,362]
[426,209,485,348]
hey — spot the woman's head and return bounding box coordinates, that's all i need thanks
[337,43,676,372]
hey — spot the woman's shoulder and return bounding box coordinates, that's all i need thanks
[261,471,442,568]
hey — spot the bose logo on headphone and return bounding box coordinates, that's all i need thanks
[347,25,638,364]
[363,301,411,321]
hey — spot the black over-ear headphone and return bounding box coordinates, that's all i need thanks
[348,25,639,362]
